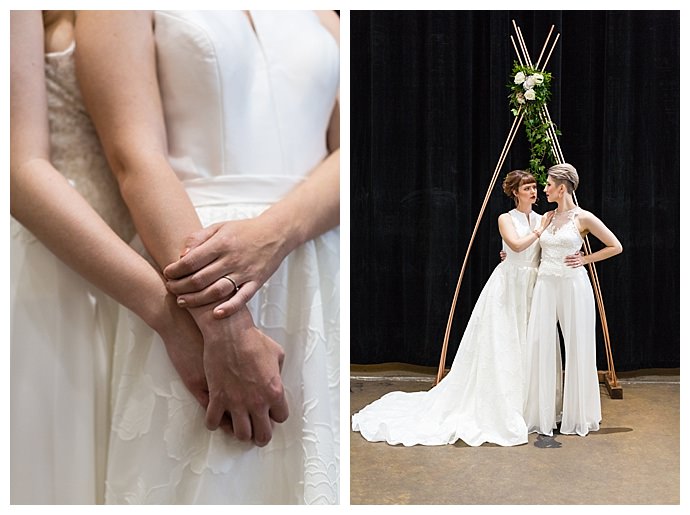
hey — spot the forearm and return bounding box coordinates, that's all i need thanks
[114,150,202,268]
[11,157,170,330]
[259,148,340,255]
[583,244,623,265]
[504,230,541,253]
[75,10,200,271]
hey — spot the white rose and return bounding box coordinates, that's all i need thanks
[523,76,537,89]
[524,89,536,101]
[533,73,544,84]
[516,92,525,104]
[514,71,526,84]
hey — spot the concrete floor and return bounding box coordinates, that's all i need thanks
[350,366,680,505]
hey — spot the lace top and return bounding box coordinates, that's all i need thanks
[45,42,134,241]
[538,207,586,277]
[502,209,542,268]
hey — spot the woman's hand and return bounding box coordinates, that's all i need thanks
[539,210,555,233]
[188,304,289,447]
[564,251,586,268]
[164,216,291,318]
[155,295,210,409]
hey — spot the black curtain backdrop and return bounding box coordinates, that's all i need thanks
[350,10,679,372]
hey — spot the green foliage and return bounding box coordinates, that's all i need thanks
[507,62,561,185]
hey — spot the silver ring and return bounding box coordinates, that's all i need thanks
[222,275,239,293]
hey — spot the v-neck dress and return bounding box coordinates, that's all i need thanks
[104,11,340,504]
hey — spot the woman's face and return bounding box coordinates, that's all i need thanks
[515,181,537,207]
[543,177,561,203]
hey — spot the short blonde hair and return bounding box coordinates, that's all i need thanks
[547,163,579,194]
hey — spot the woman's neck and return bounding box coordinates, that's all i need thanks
[515,203,532,215]
[555,197,577,213]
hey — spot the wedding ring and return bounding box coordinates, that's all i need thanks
[222,275,239,293]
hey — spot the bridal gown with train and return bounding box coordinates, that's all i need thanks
[352,209,541,447]
[104,12,340,504]
[10,42,134,504]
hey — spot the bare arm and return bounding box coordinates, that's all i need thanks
[565,209,623,267]
[10,10,208,407]
[74,11,199,268]
[12,10,163,331]
[164,10,341,318]
[75,10,288,445]
[498,211,553,253]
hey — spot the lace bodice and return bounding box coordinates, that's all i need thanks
[538,207,585,277]
[502,209,542,268]
[45,42,134,241]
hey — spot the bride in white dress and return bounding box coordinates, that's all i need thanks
[11,11,210,504]
[352,170,553,447]
[76,11,340,504]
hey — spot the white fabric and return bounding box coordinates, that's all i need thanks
[352,209,541,447]
[10,43,129,504]
[524,207,601,436]
[104,11,340,504]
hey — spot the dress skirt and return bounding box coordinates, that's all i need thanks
[104,176,340,504]
[11,220,116,504]
[352,259,538,447]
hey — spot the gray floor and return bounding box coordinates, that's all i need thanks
[349,367,679,505]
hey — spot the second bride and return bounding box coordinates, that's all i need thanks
[352,170,553,447]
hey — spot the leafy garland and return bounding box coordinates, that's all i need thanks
[507,62,561,185]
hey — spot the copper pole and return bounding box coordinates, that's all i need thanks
[511,22,619,388]
[541,33,560,73]
[510,36,524,67]
[534,25,555,70]
[435,110,524,383]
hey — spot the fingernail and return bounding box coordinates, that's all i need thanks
[177,297,187,307]
[180,247,190,257]
[214,308,224,317]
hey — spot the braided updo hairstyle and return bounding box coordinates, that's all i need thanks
[547,163,579,194]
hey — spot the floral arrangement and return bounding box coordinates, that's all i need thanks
[507,62,561,185]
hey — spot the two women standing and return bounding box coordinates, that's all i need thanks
[353,163,623,446]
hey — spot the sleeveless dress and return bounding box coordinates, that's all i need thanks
[352,209,541,447]
[524,207,601,437]
[10,42,134,504]
[104,11,340,504]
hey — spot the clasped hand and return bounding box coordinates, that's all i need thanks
[163,217,289,318]
[162,217,292,447]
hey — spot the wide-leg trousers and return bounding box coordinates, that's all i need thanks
[524,270,601,436]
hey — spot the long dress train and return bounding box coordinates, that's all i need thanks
[103,11,340,504]
[352,209,541,447]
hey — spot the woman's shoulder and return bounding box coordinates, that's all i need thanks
[315,11,339,45]
[574,207,595,220]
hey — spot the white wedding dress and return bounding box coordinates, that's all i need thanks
[10,42,133,504]
[104,11,340,504]
[352,209,541,447]
[524,207,600,436]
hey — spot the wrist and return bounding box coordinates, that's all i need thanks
[188,303,255,341]
[257,208,298,257]
[144,287,182,338]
